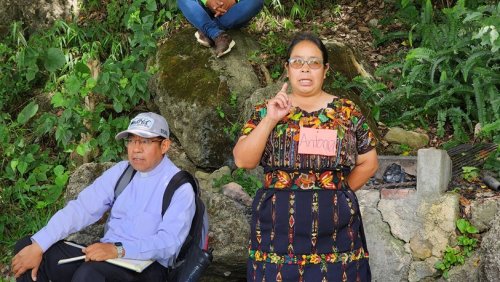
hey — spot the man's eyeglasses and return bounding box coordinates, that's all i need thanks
[124,138,164,147]
[288,58,324,69]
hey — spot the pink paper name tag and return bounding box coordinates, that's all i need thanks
[298,127,337,156]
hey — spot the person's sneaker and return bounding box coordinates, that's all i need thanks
[195,30,214,48]
[214,33,236,58]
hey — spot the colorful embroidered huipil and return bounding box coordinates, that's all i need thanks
[244,97,376,281]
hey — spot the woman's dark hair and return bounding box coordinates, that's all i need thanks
[286,32,329,64]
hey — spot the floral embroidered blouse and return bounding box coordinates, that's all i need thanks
[241,97,377,190]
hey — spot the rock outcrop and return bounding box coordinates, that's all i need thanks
[0,0,79,35]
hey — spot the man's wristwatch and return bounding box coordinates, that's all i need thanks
[114,242,124,258]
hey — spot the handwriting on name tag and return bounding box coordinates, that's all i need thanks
[298,127,337,156]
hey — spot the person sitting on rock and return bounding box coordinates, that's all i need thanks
[11,112,195,282]
[177,0,264,57]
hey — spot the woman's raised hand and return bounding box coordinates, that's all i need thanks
[266,83,292,123]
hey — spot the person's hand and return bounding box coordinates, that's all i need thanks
[83,242,119,261]
[11,242,43,280]
[206,0,236,17]
[266,83,292,123]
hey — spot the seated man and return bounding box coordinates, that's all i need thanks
[11,112,195,282]
[177,0,264,57]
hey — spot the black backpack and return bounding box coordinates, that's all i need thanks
[114,164,213,281]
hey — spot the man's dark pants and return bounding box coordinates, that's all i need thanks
[14,236,168,282]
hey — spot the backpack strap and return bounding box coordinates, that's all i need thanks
[162,171,205,260]
[162,171,198,216]
[114,164,137,199]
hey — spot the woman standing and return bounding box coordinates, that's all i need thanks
[233,33,378,281]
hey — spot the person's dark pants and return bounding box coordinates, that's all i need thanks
[14,236,168,282]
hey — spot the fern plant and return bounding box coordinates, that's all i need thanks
[350,0,499,142]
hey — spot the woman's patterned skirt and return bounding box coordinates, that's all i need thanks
[247,170,371,282]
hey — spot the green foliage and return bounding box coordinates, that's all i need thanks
[248,31,287,84]
[213,168,263,197]
[399,143,412,156]
[461,166,480,182]
[215,92,243,141]
[350,1,500,142]
[483,146,500,176]
[0,108,68,252]
[0,0,180,261]
[435,219,479,278]
[266,0,316,20]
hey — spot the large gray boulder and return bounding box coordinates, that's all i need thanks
[384,127,430,149]
[479,209,500,281]
[64,162,114,245]
[152,28,260,169]
[195,170,250,280]
[469,196,499,233]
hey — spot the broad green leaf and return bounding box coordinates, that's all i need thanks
[41,184,64,206]
[17,101,39,125]
[26,66,38,82]
[113,99,123,113]
[65,75,82,96]
[466,225,478,234]
[53,165,65,176]
[74,61,91,75]
[76,142,90,156]
[43,48,66,72]
[146,0,157,11]
[17,137,25,148]
[55,173,69,188]
[51,92,65,108]
[26,174,37,186]
[36,200,49,209]
[85,77,97,90]
[10,159,19,171]
[119,77,129,88]
[17,161,28,175]
[55,126,72,145]
[36,170,48,182]
[456,219,468,233]
[439,71,448,83]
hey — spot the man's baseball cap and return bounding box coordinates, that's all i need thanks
[115,112,169,140]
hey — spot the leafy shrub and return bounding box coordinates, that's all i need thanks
[266,0,316,20]
[349,0,499,142]
[0,0,180,261]
[461,166,480,182]
[213,168,263,197]
[435,219,478,279]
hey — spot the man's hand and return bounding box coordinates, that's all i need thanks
[206,0,236,17]
[83,242,119,261]
[11,242,43,280]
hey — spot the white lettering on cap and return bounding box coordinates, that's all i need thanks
[129,117,155,129]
